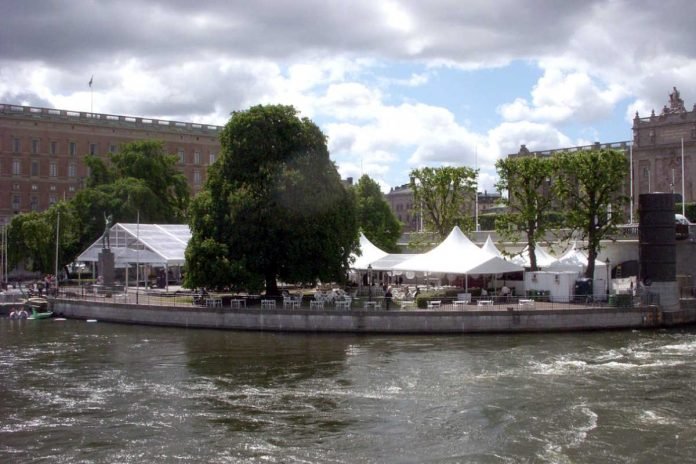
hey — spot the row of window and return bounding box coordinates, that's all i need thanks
[8,138,217,165]
[6,160,77,177]
[9,187,76,212]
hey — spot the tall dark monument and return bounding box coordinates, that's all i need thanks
[639,193,678,310]
[97,213,115,289]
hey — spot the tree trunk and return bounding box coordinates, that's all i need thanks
[265,274,279,296]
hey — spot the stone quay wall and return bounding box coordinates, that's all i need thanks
[52,299,696,334]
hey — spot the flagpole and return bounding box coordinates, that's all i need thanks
[135,210,140,305]
[89,75,93,113]
[475,145,479,232]
[682,137,686,217]
[629,144,634,224]
[55,211,60,294]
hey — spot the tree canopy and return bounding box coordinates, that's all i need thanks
[184,104,358,294]
[354,175,402,252]
[408,166,477,239]
[554,148,629,278]
[495,155,556,271]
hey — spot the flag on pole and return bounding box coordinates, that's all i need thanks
[89,75,93,87]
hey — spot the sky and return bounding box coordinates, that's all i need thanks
[2,0,696,193]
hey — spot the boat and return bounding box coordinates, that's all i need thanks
[27,308,54,320]
[25,297,53,320]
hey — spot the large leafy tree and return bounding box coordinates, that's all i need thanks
[554,148,629,278]
[354,175,402,252]
[495,156,556,270]
[409,166,477,239]
[184,104,358,294]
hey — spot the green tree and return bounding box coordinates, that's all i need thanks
[354,175,402,252]
[184,104,358,294]
[495,155,556,271]
[554,148,629,279]
[7,202,80,275]
[409,166,477,239]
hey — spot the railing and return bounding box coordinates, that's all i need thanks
[0,103,221,134]
[51,286,659,312]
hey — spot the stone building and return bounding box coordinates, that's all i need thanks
[632,87,696,207]
[0,103,222,225]
[385,183,501,232]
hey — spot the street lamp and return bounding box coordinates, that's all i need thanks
[605,257,611,300]
[368,264,373,302]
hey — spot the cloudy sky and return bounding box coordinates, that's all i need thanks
[2,0,695,192]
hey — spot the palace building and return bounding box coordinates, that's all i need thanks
[0,103,222,225]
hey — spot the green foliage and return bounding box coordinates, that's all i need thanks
[185,104,359,294]
[7,203,80,274]
[677,202,696,222]
[554,148,629,278]
[495,155,555,271]
[354,175,402,252]
[408,166,477,239]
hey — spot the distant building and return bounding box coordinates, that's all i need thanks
[0,103,221,224]
[632,86,696,205]
[385,183,501,232]
[507,87,696,219]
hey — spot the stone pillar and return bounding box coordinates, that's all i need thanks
[98,248,115,288]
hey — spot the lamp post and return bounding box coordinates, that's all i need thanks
[368,264,373,302]
[605,257,611,300]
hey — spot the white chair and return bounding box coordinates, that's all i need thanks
[261,299,276,310]
[310,300,324,310]
[427,300,441,309]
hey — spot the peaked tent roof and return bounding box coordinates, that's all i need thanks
[511,244,558,268]
[351,232,389,270]
[546,243,606,272]
[392,226,524,275]
[77,223,191,266]
[480,235,503,258]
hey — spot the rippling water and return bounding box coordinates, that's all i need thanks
[1,318,695,463]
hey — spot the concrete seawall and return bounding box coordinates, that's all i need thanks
[52,299,696,334]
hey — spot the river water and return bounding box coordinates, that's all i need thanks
[1,319,695,463]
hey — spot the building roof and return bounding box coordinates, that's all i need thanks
[77,223,191,266]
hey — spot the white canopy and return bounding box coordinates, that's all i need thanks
[351,232,389,270]
[480,235,503,258]
[392,226,524,275]
[511,244,558,268]
[546,243,606,272]
[77,223,191,266]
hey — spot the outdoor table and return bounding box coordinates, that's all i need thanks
[400,300,415,309]
[518,299,536,309]
[453,300,469,309]
[261,299,276,310]
[335,300,351,310]
[310,300,324,310]
[477,300,494,306]
[363,301,378,310]
[230,299,246,309]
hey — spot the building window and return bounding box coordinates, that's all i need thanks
[68,163,76,177]
[12,160,21,176]
[69,141,77,156]
[50,185,56,191]
[194,150,200,165]
[31,184,38,191]
[89,143,97,155]
[48,194,57,205]
[68,186,75,192]
[49,161,57,177]
[209,152,216,165]
[178,148,185,164]
[193,169,201,185]
[50,141,58,155]
[11,195,20,211]
[12,183,20,191]
[31,161,39,176]
[643,167,649,178]
[30,196,38,211]
[109,144,117,154]
[32,139,40,154]
[12,138,20,153]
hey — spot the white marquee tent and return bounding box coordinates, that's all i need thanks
[511,244,558,269]
[350,232,389,270]
[480,235,503,258]
[392,226,524,275]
